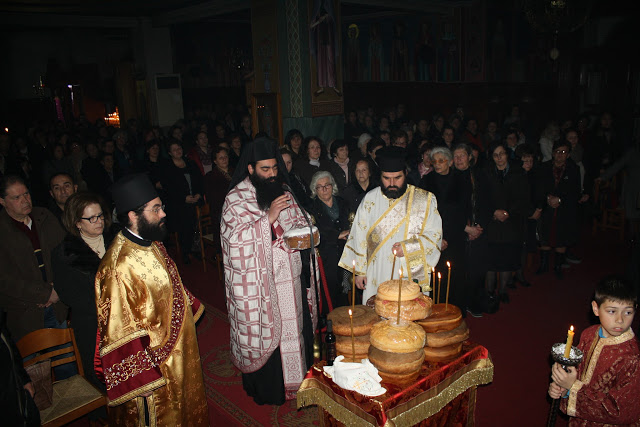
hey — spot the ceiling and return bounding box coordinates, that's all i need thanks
[0,0,630,28]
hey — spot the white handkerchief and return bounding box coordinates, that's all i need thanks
[323,356,386,397]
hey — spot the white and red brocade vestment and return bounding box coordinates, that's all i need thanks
[220,177,318,399]
[561,324,640,426]
[95,231,208,426]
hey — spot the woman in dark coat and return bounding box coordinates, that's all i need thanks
[203,146,234,250]
[161,140,204,264]
[452,143,492,316]
[52,192,116,392]
[340,158,377,215]
[483,141,530,305]
[293,136,332,190]
[309,171,350,315]
[326,139,357,193]
[535,139,581,279]
[419,146,466,310]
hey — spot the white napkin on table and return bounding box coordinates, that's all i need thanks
[323,356,387,397]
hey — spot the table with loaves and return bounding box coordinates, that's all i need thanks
[297,279,494,426]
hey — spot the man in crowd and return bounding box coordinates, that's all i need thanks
[0,175,68,342]
[48,172,77,224]
[221,137,317,405]
[339,147,442,303]
[95,174,208,425]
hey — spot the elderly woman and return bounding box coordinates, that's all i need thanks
[419,146,466,310]
[310,171,350,314]
[452,143,492,316]
[535,139,581,279]
[341,158,376,214]
[294,136,331,190]
[484,142,530,306]
[52,192,116,392]
[161,140,203,264]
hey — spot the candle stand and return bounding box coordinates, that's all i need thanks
[546,343,583,427]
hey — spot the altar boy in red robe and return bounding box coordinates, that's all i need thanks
[548,276,640,426]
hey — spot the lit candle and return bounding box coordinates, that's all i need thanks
[432,267,436,302]
[397,268,403,324]
[564,326,575,358]
[445,261,451,310]
[349,309,355,361]
[352,260,356,308]
[437,272,442,305]
[390,249,397,281]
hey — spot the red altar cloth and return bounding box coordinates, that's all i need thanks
[297,341,493,427]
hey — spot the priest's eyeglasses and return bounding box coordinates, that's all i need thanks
[144,204,166,214]
[81,213,105,223]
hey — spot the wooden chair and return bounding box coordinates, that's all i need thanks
[592,174,626,241]
[17,328,108,427]
[196,203,223,279]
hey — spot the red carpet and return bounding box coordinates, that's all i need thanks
[69,229,636,426]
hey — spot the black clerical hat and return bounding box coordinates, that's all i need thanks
[112,173,159,213]
[377,146,407,172]
[228,137,291,191]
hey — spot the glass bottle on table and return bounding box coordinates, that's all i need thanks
[325,319,337,366]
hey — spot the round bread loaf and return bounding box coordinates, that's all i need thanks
[368,346,424,375]
[376,279,421,301]
[378,370,421,384]
[327,305,379,336]
[423,342,463,361]
[369,319,426,353]
[424,321,469,348]
[283,226,320,250]
[415,304,462,333]
[336,334,370,355]
[375,294,433,321]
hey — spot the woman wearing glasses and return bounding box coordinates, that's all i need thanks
[535,139,581,280]
[52,192,116,393]
[310,171,350,315]
[419,147,466,311]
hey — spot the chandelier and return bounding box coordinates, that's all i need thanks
[521,0,595,34]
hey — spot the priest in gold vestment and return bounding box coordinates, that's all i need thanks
[339,147,442,303]
[95,174,208,426]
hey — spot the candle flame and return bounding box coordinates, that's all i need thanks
[348,309,352,316]
[438,272,441,279]
[353,260,355,266]
[447,261,451,268]
[570,325,574,332]
[399,268,403,277]
[393,249,397,256]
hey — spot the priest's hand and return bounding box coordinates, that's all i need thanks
[551,363,577,390]
[355,275,367,290]
[548,382,566,399]
[268,194,292,224]
[391,243,404,257]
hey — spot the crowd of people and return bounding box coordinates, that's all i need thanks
[1,100,638,422]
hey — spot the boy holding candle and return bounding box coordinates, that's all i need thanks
[548,276,640,425]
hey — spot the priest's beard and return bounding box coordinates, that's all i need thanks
[136,214,167,242]
[250,171,286,211]
[381,180,408,199]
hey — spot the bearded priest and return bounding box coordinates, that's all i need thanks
[95,174,209,425]
[339,146,442,303]
[220,137,317,405]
